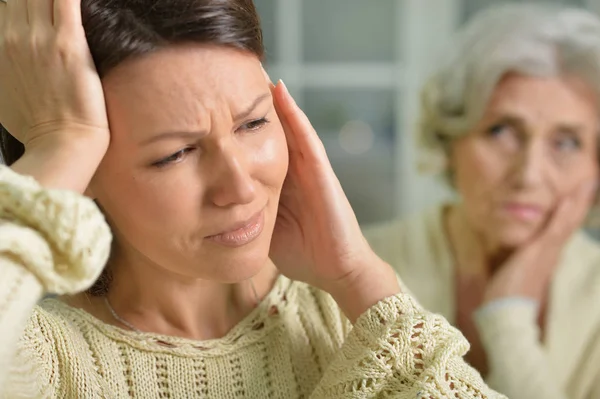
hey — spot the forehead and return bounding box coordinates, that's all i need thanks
[486,73,599,121]
[101,44,265,137]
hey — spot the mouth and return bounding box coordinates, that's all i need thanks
[206,210,265,247]
[501,202,545,222]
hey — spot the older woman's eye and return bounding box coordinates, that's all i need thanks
[554,135,582,152]
[486,123,510,137]
[152,147,196,168]
[239,117,270,132]
[484,122,521,152]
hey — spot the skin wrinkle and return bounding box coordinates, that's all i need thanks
[451,73,599,254]
[447,73,600,374]
[65,44,289,341]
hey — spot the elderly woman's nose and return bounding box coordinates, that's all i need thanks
[208,145,257,207]
[511,144,548,187]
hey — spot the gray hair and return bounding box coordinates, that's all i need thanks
[418,3,600,174]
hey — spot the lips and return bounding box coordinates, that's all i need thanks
[206,210,265,247]
[502,202,545,222]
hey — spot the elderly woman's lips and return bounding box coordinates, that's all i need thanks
[502,203,544,222]
[206,211,265,247]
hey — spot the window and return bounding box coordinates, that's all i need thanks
[255,0,600,224]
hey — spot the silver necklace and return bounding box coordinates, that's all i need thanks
[104,296,143,333]
[104,279,261,333]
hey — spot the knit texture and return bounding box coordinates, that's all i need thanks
[0,166,504,398]
[365,205,600,399]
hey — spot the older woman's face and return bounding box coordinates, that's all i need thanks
[451,73,599,250]
[88,45,288,283]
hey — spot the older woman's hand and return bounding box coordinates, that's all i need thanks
[0,0,109,192]
[269,81,400,322]
[484,180,596,304]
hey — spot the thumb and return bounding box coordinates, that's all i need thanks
[537,180,595,247]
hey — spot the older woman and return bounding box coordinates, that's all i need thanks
[0,0,502,398]
[366,4,600,399]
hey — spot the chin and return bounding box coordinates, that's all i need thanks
[194,243,272,284]
[490,224,540,249]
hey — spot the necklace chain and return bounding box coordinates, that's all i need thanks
[104,279,261,333]
[104,297,142,333]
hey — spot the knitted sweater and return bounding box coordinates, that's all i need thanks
[364,206,600,399]
[0,166,503,398]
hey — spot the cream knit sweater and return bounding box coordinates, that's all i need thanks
[0,166,503,398]
[365,206,600,399]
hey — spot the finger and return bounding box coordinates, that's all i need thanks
[544,197,574,241]
[6,0,30,29]
[273,80,327,162]
[561,180,597,228]
[28,0,53,28]
[272,80,298,152]
[0,1,7,31]
[570,179,598,226]
[54,0,82,28]
[541,180,594,243]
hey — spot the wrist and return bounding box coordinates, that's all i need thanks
[12,131,108,193]
[483,279,544,305]
[328,255,401,322]
[473,299,541,351]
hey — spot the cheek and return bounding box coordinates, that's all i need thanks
[453,141,510,208]
[92,159,201,237]
[553,155,599,196]
[251,127,289,190]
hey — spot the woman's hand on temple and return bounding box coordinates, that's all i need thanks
[268,80,400,322]
[0,0,109,192]
[484,180,597,304]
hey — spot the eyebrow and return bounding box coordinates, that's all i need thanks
[488,112,584,134]
[233,92,271,123]
[141,92,272,146]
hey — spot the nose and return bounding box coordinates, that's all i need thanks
[208,142,257,207]
[511,140,547,189]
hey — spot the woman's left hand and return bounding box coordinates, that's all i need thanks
[268,81,400,321]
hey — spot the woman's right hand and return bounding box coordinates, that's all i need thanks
[0,0,109,192]
[483,180,596,303]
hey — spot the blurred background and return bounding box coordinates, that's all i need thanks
[255,0,600,225]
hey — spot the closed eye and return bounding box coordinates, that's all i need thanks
[238,117,270,132]
[152,147,196,168]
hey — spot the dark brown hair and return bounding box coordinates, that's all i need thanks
[0,0,264,294]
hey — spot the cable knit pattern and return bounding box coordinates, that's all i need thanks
[0,166,111,294]
[0,166,504,398]
[312,295,494,398]
[365,206,600,398]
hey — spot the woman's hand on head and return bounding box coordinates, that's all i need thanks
[483,180,597,304]
[0,0,109,192]
[268,80,400,322]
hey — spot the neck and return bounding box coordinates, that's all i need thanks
[106,251,279,340]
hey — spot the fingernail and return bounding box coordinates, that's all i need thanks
[261,63,271,83]
[279,79,287,92]
[279,80,295,105]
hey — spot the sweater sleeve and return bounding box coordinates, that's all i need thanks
[474,300,566,399]
[310,293,506,398]
[0,166,112,395]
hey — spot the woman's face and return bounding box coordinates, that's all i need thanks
[88,45,288,283]
[451,73,599,250]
